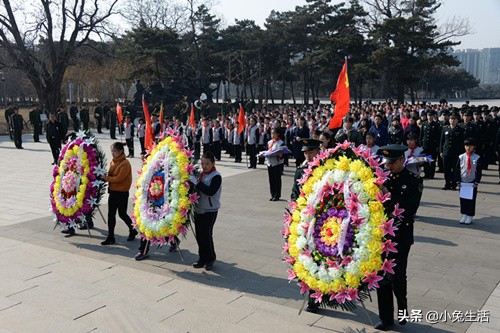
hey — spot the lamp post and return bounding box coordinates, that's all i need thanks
[0,70,5,106]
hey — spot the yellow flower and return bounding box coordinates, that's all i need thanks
[334,155,351,171]
[312,166,326,179]
[292,210,302,223]
[349,159,364,173]
[371,226,383,239]
[369,201,384,213]
[289,223,298,236]
[364,181,379,198]
[296,197,307,208]
[324,160,335,170]
[330,278,346,292]
[358,167,373,182]
[289,245,300,258]
[367,240,382,254]
[288,234,298,245]
[345,273,361,288]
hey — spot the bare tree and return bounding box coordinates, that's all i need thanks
[120,0,189,32]
[0,0,118,112]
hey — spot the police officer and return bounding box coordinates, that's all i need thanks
[291,139,322,202]
[374,144,423,331]
[440,113,465,190]
[420,110,441,179]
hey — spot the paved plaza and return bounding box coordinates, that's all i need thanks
[0,132,499,333]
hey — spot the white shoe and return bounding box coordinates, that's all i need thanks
[459,215,467,224]
[464,216,473,225]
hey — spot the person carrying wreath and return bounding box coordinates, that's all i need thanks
[374,144,423,331]
[101,142,138,245]
[189,151,222,270]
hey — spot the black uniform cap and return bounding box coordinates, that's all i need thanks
[300,139,322,151]
[377,144,408,164]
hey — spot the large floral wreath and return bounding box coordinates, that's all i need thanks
[50,132,107,227]
[283,142,404,310]
[133,132,198,245]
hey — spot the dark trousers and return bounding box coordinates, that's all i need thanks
[234,144,242,162]
[267,164,283,199]
[258,145,266,164]
[460,186,478,216]
[72,119,79,132]
[247,144,257,168]
[443,155,459,189]
[194,142,201,160]
[377,241,412,324]
[126,138,134,157]
[227,142,234,157]
[96,118,102,133]
[194,211,218,264]
[423,148,437,179]
[33,123,41,142]
[110,124,116,139]
[139,137,145,155]
[49,140,61,163]
[82,121,89,131]
[107,191,133,239]
[211,141,221,160]
[13,129,23,148]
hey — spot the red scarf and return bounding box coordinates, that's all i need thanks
[199,166,217,182]
[408,146,416,157]
[466,152,472,174]
[268,139,277,150]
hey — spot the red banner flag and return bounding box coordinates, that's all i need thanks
[329,59,350,130]
[142,96,153,151]
[237,103,246,134]
[116,102,123,125]
[189,103,196,129]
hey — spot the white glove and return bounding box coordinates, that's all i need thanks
[189,175,198,185]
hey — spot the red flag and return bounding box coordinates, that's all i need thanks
[142,96,153,151]
[189,103,196,129]
[329,59,350,130]
[237,103,246,134]
[116,102,123,125]
[159,103,164,134]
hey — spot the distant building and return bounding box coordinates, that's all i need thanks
[453,48,500,85]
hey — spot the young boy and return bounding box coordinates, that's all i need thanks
[455,138,482,225]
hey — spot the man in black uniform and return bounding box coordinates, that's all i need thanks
[290,139,322,313]
[46,113,64,165]
[108,106,117,139]
[4,104,14,140]
[420,110,441,179]
[440,113,465,190]
[69,102,79,132]
[11,106,25,149]
[94,101,103,133]
[29,107,42,142]
[80,104,90,131]
[374,144,423,331]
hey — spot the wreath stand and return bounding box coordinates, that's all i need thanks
[297,291,375,326]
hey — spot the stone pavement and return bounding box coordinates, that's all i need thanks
[0,132,499,333]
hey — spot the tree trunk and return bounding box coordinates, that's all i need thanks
[291,81,296,105]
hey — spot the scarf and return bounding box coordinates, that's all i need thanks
[466,152,472,174]
[199,166,217,182]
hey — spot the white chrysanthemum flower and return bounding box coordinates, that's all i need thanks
[296,236,308,250]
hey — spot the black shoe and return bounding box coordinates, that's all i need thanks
[62,228,75,237]
[205,261,214,270]
[374,321,394,331]
[305,304,319,313]
[192,261,205,268]
[441,186,450,190]
[79,222,94,230]
[271,197,279,201]
[269,198,274,201]
[127,229,138,241]
[452,187,458,191]
[134,252,148,261]
[101,238,116,245]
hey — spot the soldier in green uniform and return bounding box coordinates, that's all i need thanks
[440,113,465,190]
[374,144,423,331]
[420,110,441,179]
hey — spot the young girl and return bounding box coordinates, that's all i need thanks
[266,128,286,201]
[455,138,482,225]
[404,132,424,175]
[190,152,222,270]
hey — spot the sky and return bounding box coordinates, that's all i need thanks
[213,0,500,50]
